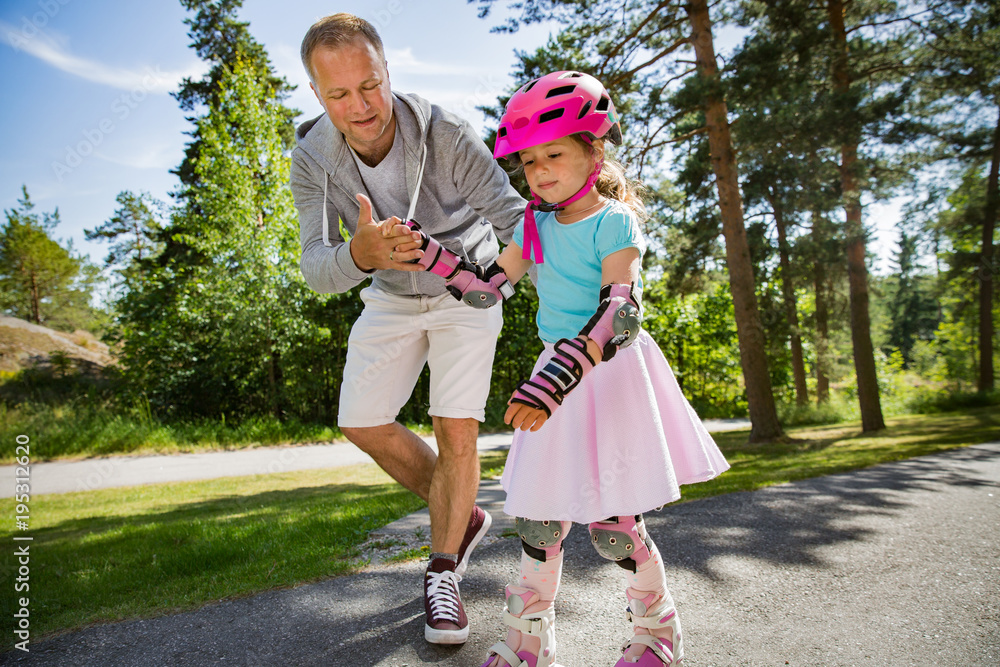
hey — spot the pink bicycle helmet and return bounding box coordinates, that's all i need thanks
[493,70,622,159]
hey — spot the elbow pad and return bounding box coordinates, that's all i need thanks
[579,283,642,361]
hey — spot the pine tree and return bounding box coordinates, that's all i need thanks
[0,186,100,329]
[912,0,1000,392]
[172,0,298,190]
[885,229,939,367]
[85,191,165,289]
[110,5,339,419]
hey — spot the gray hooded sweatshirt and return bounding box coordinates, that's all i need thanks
[290,92,525,297]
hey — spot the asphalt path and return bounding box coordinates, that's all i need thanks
[3,440,998,666]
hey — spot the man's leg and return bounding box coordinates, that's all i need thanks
[421,293,501,644]
[340,422,436,501]
[428,416,480,553]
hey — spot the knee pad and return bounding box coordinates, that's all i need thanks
[515,518,570,562]
[588,515,654,573]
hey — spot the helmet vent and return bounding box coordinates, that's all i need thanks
[577,100,593,119]
[596,97,610,112]
[545,85,576,98]
[538,108,565,124]
[522,79,539,93]
[498,126,508,138]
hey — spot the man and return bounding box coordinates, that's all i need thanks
[290,13,524,645]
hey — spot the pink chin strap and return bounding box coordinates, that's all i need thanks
[522,159,603,264]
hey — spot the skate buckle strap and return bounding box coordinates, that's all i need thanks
[620,634,676,665]
[626,606,677,629]
[486,642,530,667]
[502,609,552,636]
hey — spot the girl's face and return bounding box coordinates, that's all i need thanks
[518,137,597,204]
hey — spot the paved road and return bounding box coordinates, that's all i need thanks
[2,421,750,496]
[4,441,998,666]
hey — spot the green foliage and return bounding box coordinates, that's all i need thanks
[0,186,104,331]
[644,279,747,418]
[882,229,939,367]
[8,0,996,444]
[0,364,339,462]
[85,191,166,286]
[172,0,298,188]
[111,56,337,420]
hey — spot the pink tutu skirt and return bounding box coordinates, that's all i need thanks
[501,331,730,524]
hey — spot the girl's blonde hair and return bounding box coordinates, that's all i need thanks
[505,135,648,221]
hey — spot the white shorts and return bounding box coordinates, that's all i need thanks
[338,286,504,427]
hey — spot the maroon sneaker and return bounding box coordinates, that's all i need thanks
[456,505,492,577]
[423,557,469,644]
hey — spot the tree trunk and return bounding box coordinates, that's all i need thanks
[812,211,831,404]
[828,0,885,431]
[977,110,999,393]
[770,194,809,406]
[687,0,783,442]
[29,272,40,325]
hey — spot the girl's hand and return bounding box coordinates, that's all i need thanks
[505,397,548,432]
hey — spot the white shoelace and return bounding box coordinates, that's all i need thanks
[425,569,462,623]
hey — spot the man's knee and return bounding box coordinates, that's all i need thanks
[434,417,480,456]
[341,424,393,452]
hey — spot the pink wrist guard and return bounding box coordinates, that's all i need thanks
[404,220,514,309]
[511,337,597,418]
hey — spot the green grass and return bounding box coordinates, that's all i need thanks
[681,406,1000,502]
[2,407,997,641]
[2,464,426,640]
[0,398,435,463]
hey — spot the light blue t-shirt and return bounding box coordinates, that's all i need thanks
[514,200,646,343]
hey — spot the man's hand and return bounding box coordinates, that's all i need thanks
[349,193,425,271]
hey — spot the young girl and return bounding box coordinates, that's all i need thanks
[478,71,730,667]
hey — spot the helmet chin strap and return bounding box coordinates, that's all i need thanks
[522,159,603,264]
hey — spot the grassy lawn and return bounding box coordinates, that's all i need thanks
[683,407,1000,501]
[2,408,997,641]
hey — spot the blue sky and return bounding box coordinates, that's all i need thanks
[0,0,556,268]
[0,0,901,281]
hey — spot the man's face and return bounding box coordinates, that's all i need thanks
[309,38,394,162]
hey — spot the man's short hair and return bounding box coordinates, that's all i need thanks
[301,13,386,82]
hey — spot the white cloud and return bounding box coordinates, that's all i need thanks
[94,143,180,171]
[0,20,204,93]
[385,47,477,75]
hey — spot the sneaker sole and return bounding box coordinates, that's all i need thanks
[456,509,492,577]
[424,623,470,644]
